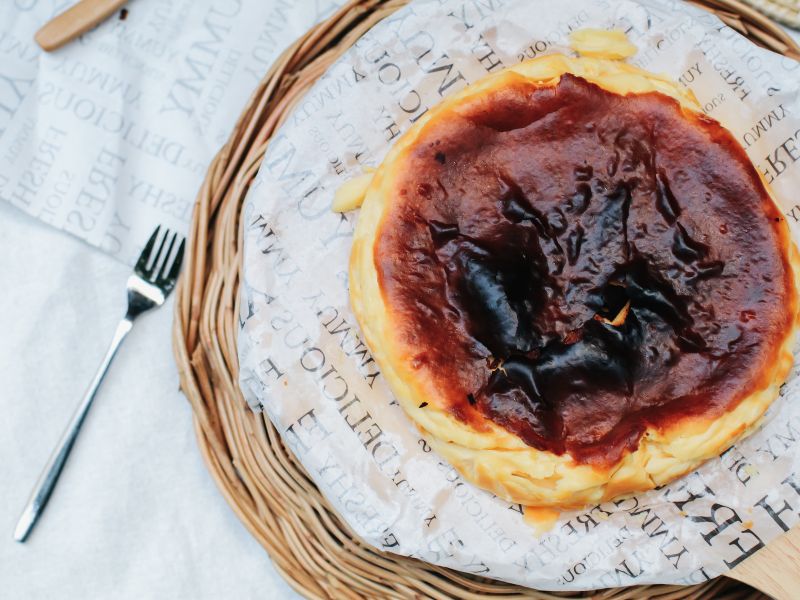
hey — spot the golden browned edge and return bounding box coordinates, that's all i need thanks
[170,0,799,596]
[349,54,800,509]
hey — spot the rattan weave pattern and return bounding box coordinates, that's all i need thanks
[172,1,798,597]
[741,0,800,28]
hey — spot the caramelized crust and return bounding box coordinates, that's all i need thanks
[349,55,800,507]
[375,74,794,466]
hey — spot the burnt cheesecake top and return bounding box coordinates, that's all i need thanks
[374,73,794,466]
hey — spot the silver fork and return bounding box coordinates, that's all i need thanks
[14,226,185,543]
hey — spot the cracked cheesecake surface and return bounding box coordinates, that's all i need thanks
[375,73,794,466]
[348,53,800,507]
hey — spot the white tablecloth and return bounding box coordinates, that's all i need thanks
[0,201,298,599]
[1,1,336,597]
[0,4,797,598]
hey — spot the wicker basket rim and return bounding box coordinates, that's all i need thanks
[172,1,800,598]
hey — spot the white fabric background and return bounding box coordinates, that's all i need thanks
[1,0,337,598]
[0,201,298,599]
[0,5,796,600]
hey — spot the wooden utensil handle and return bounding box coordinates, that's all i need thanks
[34,0,128,52]
[728,524,800,600]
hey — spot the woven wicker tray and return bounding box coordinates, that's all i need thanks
[742,0,800,29]
[172,1,800,597]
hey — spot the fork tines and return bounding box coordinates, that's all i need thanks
[136,226,185,284]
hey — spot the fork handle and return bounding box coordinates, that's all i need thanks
[14,317,133,542]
